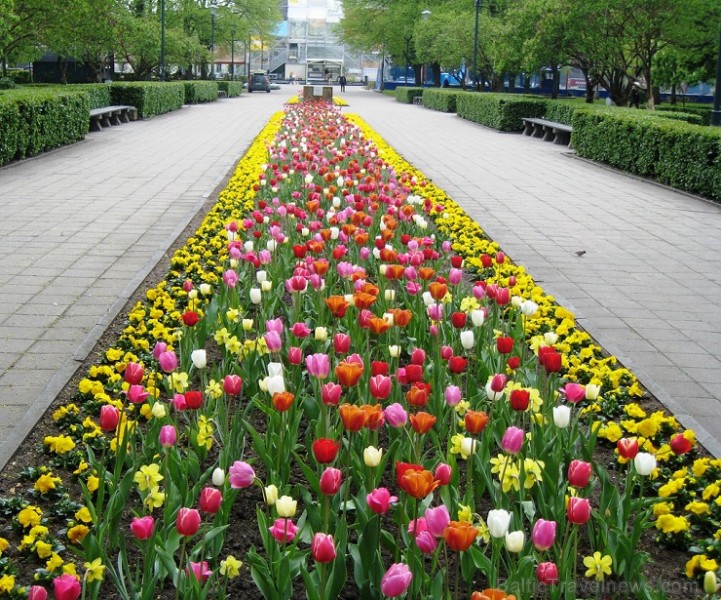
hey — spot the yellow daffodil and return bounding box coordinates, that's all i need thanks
[583,552,612,581]
[133,463,163,492]
[84,557,106,582]
[220,555,243,578]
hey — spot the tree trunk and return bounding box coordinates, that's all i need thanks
[431,63,441,88]
[413,65,422,86]
[523,74,530,94]
[550,65,558,100]
[582,71,594,103]
[644,65,655,109]
[670,83,677,105]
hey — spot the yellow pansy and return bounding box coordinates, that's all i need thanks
[655,514,689,534]
[46,552,64,572]
[68,524,90,543]
[17,506,42,528]
[43,435,75,454]
[686,554,719,579]
[35,540,53,559]
[34,473,61,494]
[685,501,710,516]
[0,575,15,593]
[75,507,93,523]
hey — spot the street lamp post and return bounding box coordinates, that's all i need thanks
[712,20,721,126]
[231,27,236,80]
[421,10,431,86]
[160,0,166,80]
[210,5,216,79]
[472,0,481,91]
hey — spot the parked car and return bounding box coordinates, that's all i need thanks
[248,73,271,93]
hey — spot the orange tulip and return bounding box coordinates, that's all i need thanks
[272,391,295,412]
[353,232,369,245]
[409,411,436,435]
[418,267,435,281]
[429,282,448,301]
[360,282,379,296]
[351,211,367,225]
[336,361,364,387]
[326,295,350,318]
[471,590,516,600]
[389,308,412,327]
[313,259,330,276]
[465,410,490,435]
[319,229,332,241]
[380,228,395,242]
[341,224,357,237]
[339,403,368,432]
[384,264,405,280]
[368,317,391,335]
[361,404,384,430]
[400,204,415,217]
[306,200,320,213]
[443,520,478,551]
[406,385,429,407]
[379,248,398,262]
[353,292,377,310]
[306,240,325,254]
[399,469,440,499]
[382,215,398,230]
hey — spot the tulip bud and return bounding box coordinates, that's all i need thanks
[460,330,475,350]
[199,487,222,514]
[388,345,400,358]
[28,586,48,600]
[264,484,278,505]
[176,508,201,536]
[311,533,336,563]
[212,468,225,487]
[159,425,177,448]
[704,571,717,595]
[319,468,343,495]
[191,349,206,369]
[314,326,328,342]
[151,402,166,419]
[130,515,155,540]
[537,562,559,585]
[567,460,592,488]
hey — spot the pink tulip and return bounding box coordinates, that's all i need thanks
[229,461,256,488]
[366,487,398,514]
[288,346,303,365]
[321,382,342,406]
[223,269,239,288]
[381,563,413,597]
[415,530,438,554]
[159,425,177,448]
[127,384,149,404]
[333,333,351,353]
[448,268,463,285]
[561,383,586,403]
[501,426,524,454]
[152,341,167,359]
[319,467,343,495]
[265,318,284,334]
[186,561,212,582]
[124,362,144,385]
[306,353,330,379]
[264,331,283,353]
[99,405,120,432]
[176,508,201,536]
[567,460,592,488]
[567,497,591,525]
[407,517,428,539]
[444,385,462,406]
[28,586,48,600]
[223,374,243,396]
[369,374,392,400]
[311,533,336,563]
[268,518,299,543]
[199,487,222,514]
[158,350,178,373]
[52,574,81,600]
[290,322,312,337]
[489,373,508,392]
[531,519,556,551]
[537,562,559,585]
[410,348,426,365]
[130,515,155,540]
[424,505,450,537]
[434,463,452,485]
[383,403,407,428]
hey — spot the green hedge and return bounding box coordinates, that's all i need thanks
[422,89,465,113]
[395,87,423,104]
[109,82,185,118]
[543,99,703,126]
[66,84,112,109]
[183,81,218,104]
[217,81,243,97]
[656,104,712,126]
[456,93,546,132]
[7,70,31,84]
[0,88,89,166]
[572,110,721,200]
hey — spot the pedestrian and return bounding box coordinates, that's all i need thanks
[289,74,295,85]
[339,74,346,92]
[630,86,640,108]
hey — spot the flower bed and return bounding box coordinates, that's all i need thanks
[0,101,713,599]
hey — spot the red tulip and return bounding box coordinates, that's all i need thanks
[616,437,639,459]
[448,356,467,374]
[319,467,343,495]
[184,390,204,409]
[369,374,392,400]
[182,311,199,326]
[509,389,530,411]
[451,312,467,328]
[537,562,558,585]
[124,362,144,385]
[312,438,341,463]
[223,374,243,395]
[496,336,514,354]
[670,433,692,455]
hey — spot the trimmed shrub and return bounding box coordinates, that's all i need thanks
[395,87,423,104]
[0,78,17,90]
[7,70,32,84]
[65,84,112,109]
[422,89,465,113]
[217,81,243,97]
[109,82,185,118]
[572,110,721,201]
[456,93,546,132]
[654,104,709,125]
[0,88,89,166]
[184,81,219,104]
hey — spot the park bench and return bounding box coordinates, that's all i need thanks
[413,96,423,106]
[218,90,228,99]
[521,117,573,147]
[89,105,138,132]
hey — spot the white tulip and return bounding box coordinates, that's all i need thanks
[505,530,525,553]
[521,300,539,316]
[363,446,383,467]
[585,384,601,401]
[212,468,226,487]
[250,288,262,304]
[276,495,297,517]
[191,349,207,369]
[264,484,278,505]
[470,309,485,327]
[244,241,254,252]
[199,283,212,296]
[553,405,571,428]
[315,327,328,342]
[151,402,166,419]
[256,270,267,283]
[460,437,477,458]
[634,452,657,476]
[261,280,273,292]
[388,345,400,358]
[487,509,511,538]
[460,330,475,350]
[384,289,396,302]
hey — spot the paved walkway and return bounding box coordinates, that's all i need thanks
[1,86,720,469]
